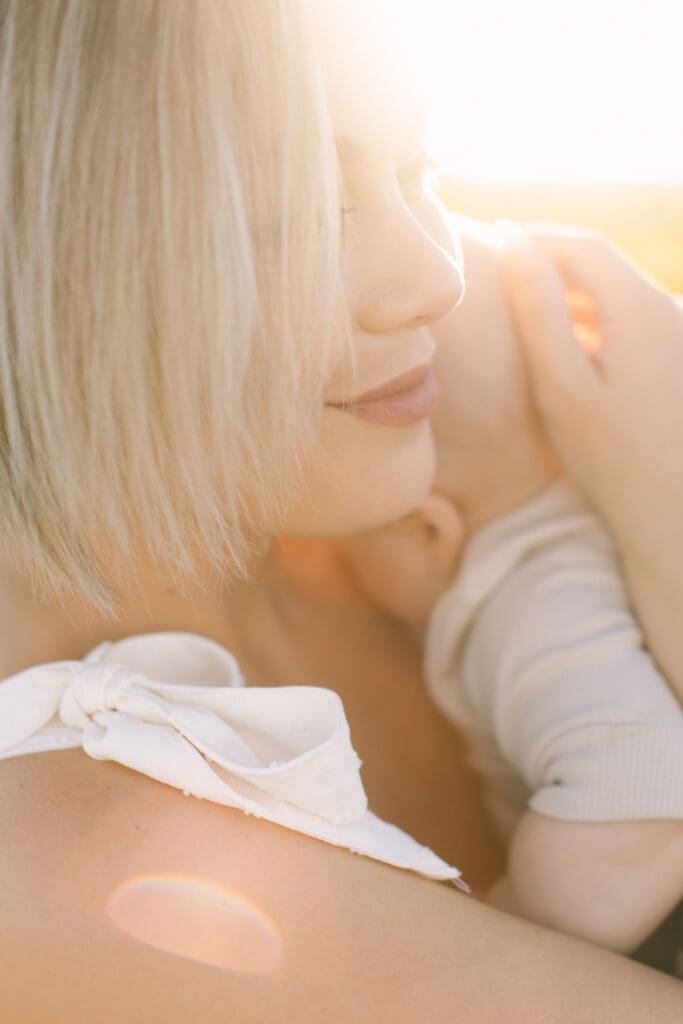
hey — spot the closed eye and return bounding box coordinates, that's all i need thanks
[341,151,438,217]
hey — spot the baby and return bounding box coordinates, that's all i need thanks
[341,220,683,956]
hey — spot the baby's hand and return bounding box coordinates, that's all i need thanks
[500,226,683,703]
[499,225,683,548]
[431,217,558,533]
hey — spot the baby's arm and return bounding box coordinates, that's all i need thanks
[488,812,683,953]
[434,486,683,953]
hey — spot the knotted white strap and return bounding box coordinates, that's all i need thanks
[0,632,463,883]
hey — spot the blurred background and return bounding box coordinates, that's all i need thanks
[411,0,682,291]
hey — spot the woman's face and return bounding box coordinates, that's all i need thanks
[284,1,465,537]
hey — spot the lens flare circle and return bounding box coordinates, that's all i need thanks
[106,873,282,973]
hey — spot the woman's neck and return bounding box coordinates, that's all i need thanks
[0,549,273,680]
[0,539,368,684]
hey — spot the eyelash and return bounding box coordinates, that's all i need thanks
[341,152,437,216]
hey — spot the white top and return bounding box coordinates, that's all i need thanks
[0,630,462,884]
[424,479,683,840]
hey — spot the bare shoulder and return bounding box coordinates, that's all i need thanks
[2,752,683,1023]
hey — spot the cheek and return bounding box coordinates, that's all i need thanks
[284,408,437,536]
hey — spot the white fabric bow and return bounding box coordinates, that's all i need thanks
[0,631,462,883]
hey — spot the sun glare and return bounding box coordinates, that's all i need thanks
[403,0,683,183]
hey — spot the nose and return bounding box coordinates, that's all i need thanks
[353,206,465,335]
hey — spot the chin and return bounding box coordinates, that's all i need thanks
[285,414,437,538]
[352,424,436,531]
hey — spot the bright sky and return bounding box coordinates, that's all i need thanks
[407,0,683,183]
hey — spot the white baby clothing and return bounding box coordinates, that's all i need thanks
[424,478,683,841]
[0,630,463,884]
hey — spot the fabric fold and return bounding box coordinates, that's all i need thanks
[0,631,463,884]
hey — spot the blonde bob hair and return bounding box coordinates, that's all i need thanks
[0,0,347,611]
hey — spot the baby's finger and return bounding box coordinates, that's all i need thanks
[565,288,603,356]
[519,226,668,329]
[565,286,598,320]
[498,231,600,417]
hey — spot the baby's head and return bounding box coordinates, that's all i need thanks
[341,221,559,628]
[339,493,465,629]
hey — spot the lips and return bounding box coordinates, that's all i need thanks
[328,363,439,427]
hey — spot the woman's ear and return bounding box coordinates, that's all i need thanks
[412,493,465,576]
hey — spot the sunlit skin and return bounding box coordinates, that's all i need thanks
[338,225,683,954]
[0,0,464,677]
[106,874,281,973]
[0,0,467,992]
[338,221,559,628]
[4,3,683,1020]
[284,1,465,536]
